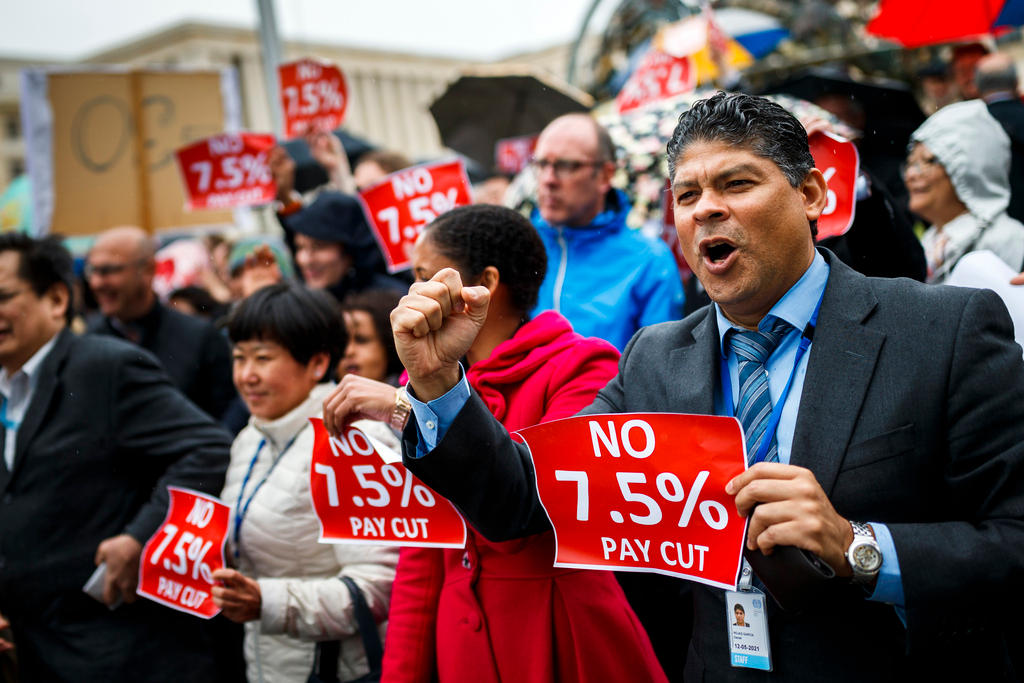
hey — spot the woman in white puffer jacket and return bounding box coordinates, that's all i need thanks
[212,283,398,683]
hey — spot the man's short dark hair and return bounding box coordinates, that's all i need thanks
[226,282,347,377]
[0,233,74,324]
[424,204,547,315]
[666,92,818,236]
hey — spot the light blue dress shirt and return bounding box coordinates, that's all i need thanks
[712,252,903,609]
[409,252,904,609]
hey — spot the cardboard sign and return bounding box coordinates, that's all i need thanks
[809,132,860,241]
[278,58,349,139]
[616,50,697,114]
[175,133,276,210]
[20,68,239,235]
[495,134,539,175]
[137,487,229,619]
[358,159,473,273]
[308,419,467,548]
[516,413,748,589]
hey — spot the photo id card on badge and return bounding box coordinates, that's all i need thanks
[726,589,772,671]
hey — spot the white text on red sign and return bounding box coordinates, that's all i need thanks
[518,413,747,589]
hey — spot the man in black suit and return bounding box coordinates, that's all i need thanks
[0,234,231,682]
[86,226,235,423]
[977,52,1024,224]
[335,93,1024,679]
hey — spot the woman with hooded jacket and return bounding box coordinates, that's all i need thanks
[904,99,1024,282]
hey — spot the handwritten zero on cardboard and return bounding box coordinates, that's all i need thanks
[516,413,748,590]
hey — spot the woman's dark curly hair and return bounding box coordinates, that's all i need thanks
[422,204,547,315]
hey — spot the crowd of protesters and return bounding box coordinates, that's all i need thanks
[0,43,1023,683]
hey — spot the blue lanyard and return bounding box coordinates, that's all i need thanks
[0,397,18,431]
[720,292,825,465]
[232,433,298,558]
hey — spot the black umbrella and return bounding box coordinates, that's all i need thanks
[758,67,925,144]
[759,67,926,207]
[430,66,594,170]
[281,129,376,194]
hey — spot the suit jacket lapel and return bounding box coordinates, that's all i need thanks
[668,307,718,415]
[790,256,884,497]
[4,329,71,489]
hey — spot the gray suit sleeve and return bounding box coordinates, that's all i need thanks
[888,289,1024,640]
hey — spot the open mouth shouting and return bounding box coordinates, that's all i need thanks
[699,238,738,273]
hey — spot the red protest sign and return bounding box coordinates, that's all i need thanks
[516,413,748,590]
[810,131,860,241]
[308,419,467,548]
[278,58,349,139]
[137,487,229,619]
[495,134,539,175]
[616,50,697,114]
[175,133,276,210]
[358,159,473,273]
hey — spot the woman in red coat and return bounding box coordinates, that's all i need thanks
[324,205,667,682]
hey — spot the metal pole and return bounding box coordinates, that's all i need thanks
[255,0,284,136]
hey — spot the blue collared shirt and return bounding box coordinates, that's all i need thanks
[410,252,904,609]
[712,252,903,609]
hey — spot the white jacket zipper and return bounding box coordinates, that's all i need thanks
[553,227,568,312]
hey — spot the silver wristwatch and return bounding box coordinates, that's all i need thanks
[846,521,882,584]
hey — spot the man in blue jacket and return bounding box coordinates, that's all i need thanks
[530,114,684,350]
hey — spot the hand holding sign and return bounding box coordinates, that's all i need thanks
[727,462,854,577]
[137,487,230,619]
[309,419,467,548]
[359,159,473,273]
[517,413,748,589]
[210,568,262,623]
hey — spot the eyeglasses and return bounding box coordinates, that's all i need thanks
[529,158,603,179]
[900,155,941,176]
[84,260,144,278]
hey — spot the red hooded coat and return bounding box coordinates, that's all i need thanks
[381,311,667,682]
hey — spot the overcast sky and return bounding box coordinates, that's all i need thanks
[2,0,616,61]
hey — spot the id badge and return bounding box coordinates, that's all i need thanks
[726,588,772,671]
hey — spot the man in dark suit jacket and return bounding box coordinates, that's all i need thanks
[0,234,232,682]
[86,226,235,423]
[340,93,1024,680]
[977,52,1024,224]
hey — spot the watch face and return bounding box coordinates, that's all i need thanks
[852,543,882,572]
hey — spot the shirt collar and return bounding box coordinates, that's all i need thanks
[0,332,60,393]
[715,250,830,356]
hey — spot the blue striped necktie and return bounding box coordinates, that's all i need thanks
[728,317,792,464]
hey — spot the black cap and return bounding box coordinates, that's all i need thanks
[289,191,377,252]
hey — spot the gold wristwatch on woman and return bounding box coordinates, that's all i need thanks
[391,386,412,431]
